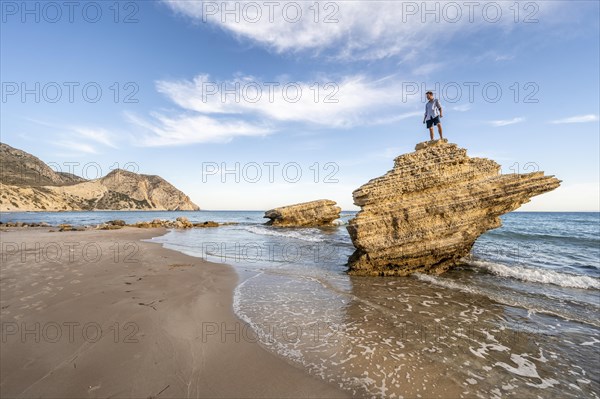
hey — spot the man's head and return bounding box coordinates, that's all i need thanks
[426,91,434,100]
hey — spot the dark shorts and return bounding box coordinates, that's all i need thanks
[426,116,441,129]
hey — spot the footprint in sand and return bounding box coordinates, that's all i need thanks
[88,385,101,393]
[168,263,194,270]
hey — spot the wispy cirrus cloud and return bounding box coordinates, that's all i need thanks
[411,62,445,76]
[35,72,424,148]
[155,73,411,127]
[473,51,516,63]
[550,114,599,124]
[370,111,424,126]
[489,117,525,127]
[162,1,565,61]
[452,104,471,112]
[128,72,423,146]
[125,111,273,146]
[53,140,99,154]
[70,127,118,148]
[25,118,119,154]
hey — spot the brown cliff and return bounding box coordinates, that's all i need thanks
[0,143,199,211]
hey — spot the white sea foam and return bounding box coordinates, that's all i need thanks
[414,274,600,327]
[415,274,479,294]
[244,225,324,242]
[495,354,559,389]
[469,260,600,289]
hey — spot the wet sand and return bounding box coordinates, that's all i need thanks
[0,227,349,398]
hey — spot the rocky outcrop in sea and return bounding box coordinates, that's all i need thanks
[264,199,341,227]
[346,139,561,276]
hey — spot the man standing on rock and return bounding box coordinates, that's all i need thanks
[423,91,443,140]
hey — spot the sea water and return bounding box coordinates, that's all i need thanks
[2,211,599,398]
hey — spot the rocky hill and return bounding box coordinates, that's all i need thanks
[346,139,560,276]
[0,143,199,211]
[0,142,85,187]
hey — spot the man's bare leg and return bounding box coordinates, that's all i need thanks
[429,127,434,140]
[437,123,443,139]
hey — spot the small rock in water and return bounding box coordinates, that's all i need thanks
[264,199,341,227]
[193,221,219,228]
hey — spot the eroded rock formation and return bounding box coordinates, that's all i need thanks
[347,139,560,276]
[264,199,341,226]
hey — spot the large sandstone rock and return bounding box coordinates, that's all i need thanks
[264,199,341,227]
[347,139,560,276]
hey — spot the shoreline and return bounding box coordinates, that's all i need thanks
[0,227,349,398]
[1,210,600,214]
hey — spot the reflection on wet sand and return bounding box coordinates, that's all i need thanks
[338,276,559,398]
[235,270,599,398]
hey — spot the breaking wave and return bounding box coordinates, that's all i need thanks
[469,260,600,289]
[243,225,325,242]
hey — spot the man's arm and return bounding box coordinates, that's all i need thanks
[436,100,443,118]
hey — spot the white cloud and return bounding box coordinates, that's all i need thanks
[494,54,515,62]
[550,114,599,124]
[130,72,425,146]
[125,111,273,146]
[412,62,445,76]
[70,127,118,148]
[489,117,525,127]
[155,73,413,128]
[472,51,515,63]
[54,140,98,154]
[163,1,563,61]
[24,118,119,154]
[370,111,424,126]
[452,104,471,112]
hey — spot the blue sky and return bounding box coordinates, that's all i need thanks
[1,0,599,211]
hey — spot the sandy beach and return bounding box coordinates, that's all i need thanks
[0,227,349,398]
